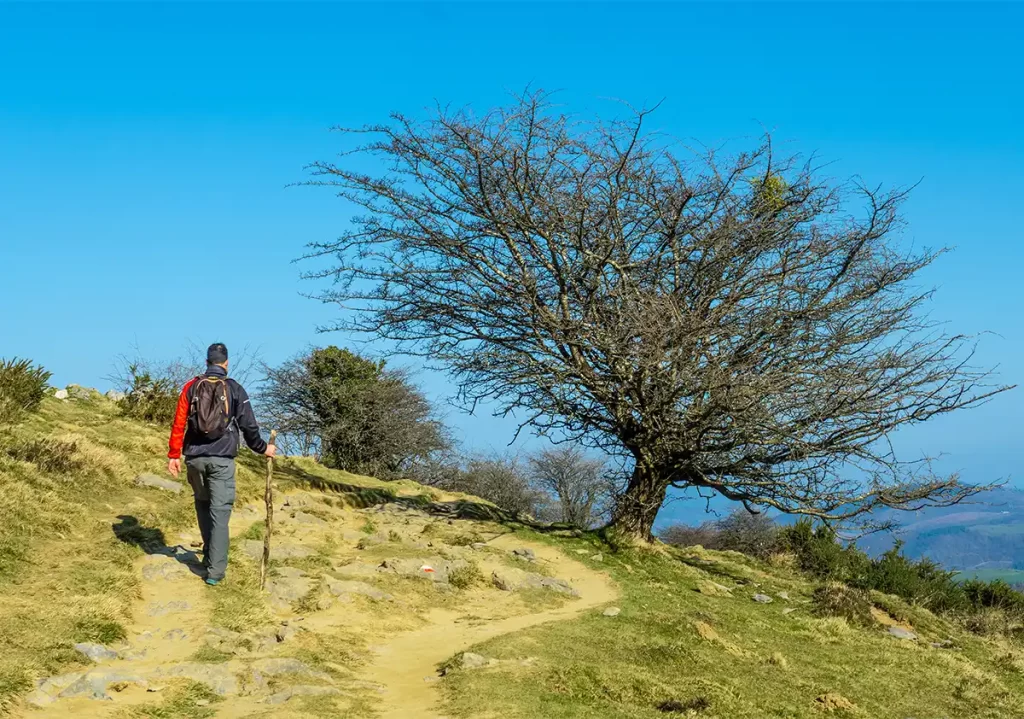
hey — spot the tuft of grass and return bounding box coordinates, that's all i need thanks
[3,436,82,474]
[189,645,232,663]
[813,582,873,626]
[0,358,51,425]
[118,680,223,719]
[449,562,485,590]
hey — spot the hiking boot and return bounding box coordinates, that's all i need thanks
[205,577,222,586]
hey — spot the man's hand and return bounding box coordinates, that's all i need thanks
[168,458,181,478]
[264,444,277,458]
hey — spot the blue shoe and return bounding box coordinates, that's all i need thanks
[205,577,221,586]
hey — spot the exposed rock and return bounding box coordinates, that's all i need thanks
[53,389,69,400]
[590,553,604,562]
[378,557,469,584]
[250,658,331,682]
[66,384,99,400]
[74,642,118,662]
[134,473,184,494]
[105,390,126,402]
[603,607,621,617]
[146,600,192,617]
[323,576,393,602]
[696,579,732,597]
[777,591,791,601]
[58,669,148,700]
[150,663,239,695]
[782,607,798,615]
[752,593,774,604]
[283,494,317,508]
[266,575,314,603]
[265,685,342,704]
[118,648,148,661]
[141,561,190,581]
[163,628,189,641]
[242,539,313,561]
[931,639,954,649]
[27,673,82,706]
[292,511,328,526]
[888,626,918,641]
[512,547,536,562]
[491,567,579,596]
[457,652,490,669]
[235,506,261,521]
[276,566,308,579]
[815,692,855,711]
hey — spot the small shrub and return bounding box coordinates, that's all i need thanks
[118,365,179,424]
[812,582,873,625]
[4,437,82,474]
[658,697,710,713]
[0,358,51,425]
[448,563,484,590]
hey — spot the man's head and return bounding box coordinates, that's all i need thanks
[207,342,229,369]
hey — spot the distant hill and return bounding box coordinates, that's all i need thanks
[859,488,1024,581]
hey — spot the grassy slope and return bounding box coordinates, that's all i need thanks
[2,399,1024,718]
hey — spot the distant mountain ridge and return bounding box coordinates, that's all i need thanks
[859,487,1024,574]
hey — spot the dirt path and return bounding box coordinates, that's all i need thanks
[359,533,618,719]
[16,493,618,719]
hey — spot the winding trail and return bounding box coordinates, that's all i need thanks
[360,533,618,718]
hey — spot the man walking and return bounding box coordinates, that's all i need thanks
[167,343,275,585]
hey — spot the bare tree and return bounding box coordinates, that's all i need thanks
[444,454,548,518]
[304,91,1013,540]
[529,446,609,528]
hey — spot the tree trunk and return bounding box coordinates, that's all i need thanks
[609,464,669,541]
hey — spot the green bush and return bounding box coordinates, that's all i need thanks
[118,364,179,424]
[812,581,873,625]
[0,358,51,425]
[448,563,484,590]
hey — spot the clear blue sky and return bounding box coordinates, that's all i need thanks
[1,2,1020,522]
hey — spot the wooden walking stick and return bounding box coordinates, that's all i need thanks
[259,429,277,591]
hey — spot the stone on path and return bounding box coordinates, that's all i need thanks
[752,593,774,604]
[333,561,380,579]
[511,547,536,562]
[150,663,239,696]
[141,561,190,582]
[74,643,118,662]
[457,652,490,669]
[242,539,313,562]
[59,669,149,701]
[265,685,342,705]
[134,473,184,494]
[491,567,579,596]
[378,557,469,584]
[53,389,69,400]
[888,626,918,641]
[603,607,621,617]
[27,673,82,707]
[266,574,315,605]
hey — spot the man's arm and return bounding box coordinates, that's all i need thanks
[234,383,271,455]
[167,378,195,477]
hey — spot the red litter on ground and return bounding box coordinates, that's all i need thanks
[421,565,435,574]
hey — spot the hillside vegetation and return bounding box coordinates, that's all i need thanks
[1,393,1023,718]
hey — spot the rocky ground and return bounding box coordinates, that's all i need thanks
[18,484,616,718]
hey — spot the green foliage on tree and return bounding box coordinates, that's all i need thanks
[262,346,450,478]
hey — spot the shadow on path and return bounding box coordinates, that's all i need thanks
[112,515,206,577]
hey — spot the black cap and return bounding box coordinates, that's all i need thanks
[207,343,229,365]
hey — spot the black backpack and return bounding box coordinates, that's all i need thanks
[189,376,233,440]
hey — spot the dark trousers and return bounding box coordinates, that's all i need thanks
[185,456,236,580]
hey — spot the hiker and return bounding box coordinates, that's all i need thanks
[166,343,275,585]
